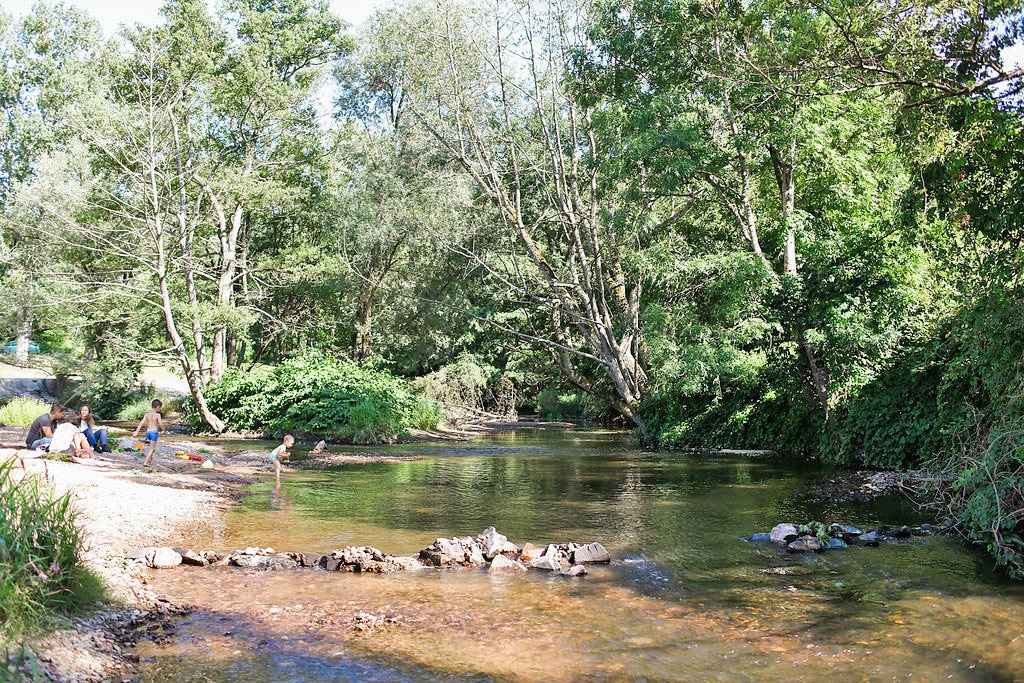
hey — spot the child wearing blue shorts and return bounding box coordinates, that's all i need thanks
[132,399,165,467]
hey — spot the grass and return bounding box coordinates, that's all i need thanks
[0,397,51,428]
[116,396,182,421]
[0,459,104,646]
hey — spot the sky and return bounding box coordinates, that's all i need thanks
[1,0,394,31]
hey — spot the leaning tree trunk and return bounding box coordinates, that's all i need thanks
[153,214,225,433]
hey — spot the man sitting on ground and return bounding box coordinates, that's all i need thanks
[25,403,65,450]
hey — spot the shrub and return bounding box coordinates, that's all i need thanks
[116,397,155,421]
[196,351,439,443]
[935,422,1024,578]
[0,460,102,644]
[59,358,142,418]
[0,398,51,428]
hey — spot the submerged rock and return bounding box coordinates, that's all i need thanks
[488,554,528,572]
[787,536,821,553]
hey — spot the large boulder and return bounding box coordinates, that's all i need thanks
[144,548,182,569]
[419,537,487,567]
[571,542,611,564]
[488,554,528,572]
[770,523,799,546]
[172,548,208,567]
[475,526,508,560]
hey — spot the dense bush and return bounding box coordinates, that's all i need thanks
[0,460,102,644]
[0,397,51,428]
[197,352,440,443]
[59,358,143,418]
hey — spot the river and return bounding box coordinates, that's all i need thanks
[138,428,1024,681]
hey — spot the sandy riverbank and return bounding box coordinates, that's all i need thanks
[0,424,259,681]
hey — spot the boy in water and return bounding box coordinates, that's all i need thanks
[269,434,294,488]
[132,399,165,467]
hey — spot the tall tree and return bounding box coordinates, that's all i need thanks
[354,0,652,425]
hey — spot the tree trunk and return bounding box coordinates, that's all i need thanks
[15,319,31,365]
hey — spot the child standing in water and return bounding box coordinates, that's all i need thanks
[269,434,294,488]
[132,399,165,467]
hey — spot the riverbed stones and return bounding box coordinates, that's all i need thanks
[519,543,543,563]
[530,554,563,571]
[228,549,295,570]
[770,523,799,546]
[572,542,611,564]
[475,526,508,560]
[488,554,528,572]
[565,564,589,577]
[321,545,420,573]
[419,536,487,567]
[144,548,182,569]
[172,548,208,567]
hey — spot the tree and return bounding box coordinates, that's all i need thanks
[577,0,1022,439]
[353,0,651,425]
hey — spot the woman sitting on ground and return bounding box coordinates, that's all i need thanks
[48,412,95,458]
[78,404,111,453]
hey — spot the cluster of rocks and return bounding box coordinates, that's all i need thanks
[132,527,611,577]
[131,546,222,568]
[746,522,942,553]
[794,470,951,503]
[417,526,610,576]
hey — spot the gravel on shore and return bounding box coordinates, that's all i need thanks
[0,425,254,682]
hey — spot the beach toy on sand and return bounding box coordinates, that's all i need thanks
[187,453,203,461]
[135,441,145,450]
[175,450,188,459]
[200,459,214,469]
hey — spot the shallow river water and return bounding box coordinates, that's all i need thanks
[139,429,1024,681]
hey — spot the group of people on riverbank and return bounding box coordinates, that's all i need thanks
[25,399,165,465]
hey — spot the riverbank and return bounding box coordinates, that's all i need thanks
[0,425,251,681]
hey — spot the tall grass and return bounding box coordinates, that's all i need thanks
[0,459,103,645]
[0,397,51,428]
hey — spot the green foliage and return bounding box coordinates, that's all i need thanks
[0,460,102,644]
[59,358,143,418]
[198,351,438,443]
[0,397,50,427]
[537,385,586,421]
[116,396,156,421]
[941,423,1024,578]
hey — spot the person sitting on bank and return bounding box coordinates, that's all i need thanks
[25,403,65,450]
[77,404,111,453]
[46,412,95,458]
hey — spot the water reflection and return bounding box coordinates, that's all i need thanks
[141,428,1024,681]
